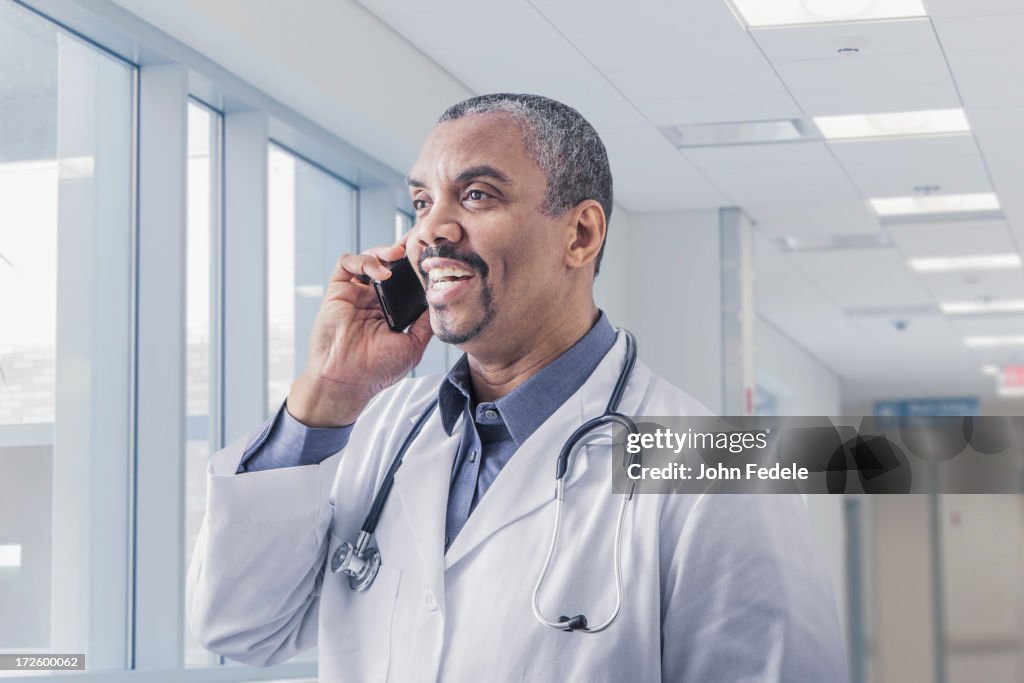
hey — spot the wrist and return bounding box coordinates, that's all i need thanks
[287,372,368,428]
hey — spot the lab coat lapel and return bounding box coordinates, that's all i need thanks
[444,332,650,571]
[392,397,460,611]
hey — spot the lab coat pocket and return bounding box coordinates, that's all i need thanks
[320,532,402,682]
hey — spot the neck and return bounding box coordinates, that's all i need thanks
[466,301,600,403]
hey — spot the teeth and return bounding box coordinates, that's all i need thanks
[432,279,461,290]
[428,266,473,281]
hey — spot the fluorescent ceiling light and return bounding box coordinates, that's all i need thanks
[731,0,926,27]
[0,544,20,569]
[981,364,1000,376]
[815,109,969,140]
[909,254,1020,272]
[870,193,1001,217]
[660,119,812,148]
[965,336,1024,348]
[941,299,1024,314]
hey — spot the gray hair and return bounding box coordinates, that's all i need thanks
[438,93,613,275]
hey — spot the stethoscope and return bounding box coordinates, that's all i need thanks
[331,330,642,633]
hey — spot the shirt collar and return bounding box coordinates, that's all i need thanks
[437,312,617,445]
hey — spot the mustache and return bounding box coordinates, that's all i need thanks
[418,244,489,279]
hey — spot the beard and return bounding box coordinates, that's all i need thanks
[419,244,495,345]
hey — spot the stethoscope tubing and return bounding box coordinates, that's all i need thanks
[338,328,642,635]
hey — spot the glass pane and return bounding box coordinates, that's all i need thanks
[267,145,356,416]
[184,100,220,668]
[0,0,133,671]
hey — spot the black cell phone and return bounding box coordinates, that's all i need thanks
[366,257,428,332]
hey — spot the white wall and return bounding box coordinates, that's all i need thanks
[598,209,724,413]
[757,318,841,416]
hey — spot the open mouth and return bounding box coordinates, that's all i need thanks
[428,266,474,290]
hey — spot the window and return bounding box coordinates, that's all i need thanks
[183,99,222,668]
[0,0,134,667]
[266,144,357,416]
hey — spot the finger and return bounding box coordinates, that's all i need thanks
[324,280,379,308]
[405,308,434,352]
[332,252,392,283]
[367,242,405,265]
[396,227,415,250]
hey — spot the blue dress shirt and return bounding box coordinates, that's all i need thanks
[238,312,617,550]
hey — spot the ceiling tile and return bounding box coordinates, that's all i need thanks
[599,126,730,210]
[945,48,1024,83]
[745,200,879,237]
[966,106,1024,134]
[605,62,785,101]
[569,31,764,71]
[916,269,1024,301]
[362,4,550,50]
[794,82,962,116]
[788,247,933,308]
[631,92,803,126]
[975,132,1024,177]
[570,100,650,128]
[888,220,1017,258]
[827,133,979,167]
[774,52,953,93]
[529,0,747,41]
[949,315,1024,337]
[957,79,1024,108]
[833,137,992,197]
[753,18,941,63]
[923,0,1024,18]
[932,13,1024,51]
[682,140,833,169]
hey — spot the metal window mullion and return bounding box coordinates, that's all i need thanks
[222,111,269,442]
[133,63,189,670]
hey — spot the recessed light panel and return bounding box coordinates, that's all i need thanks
[730,0,926,27]
[870,193,1001,217]
[965,336,1024,348]
[659,119,813,148]
[815,109,969,140]
[910,254,1021,272]
[941,300,1024,315]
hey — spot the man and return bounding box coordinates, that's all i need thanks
[187,93,847,681]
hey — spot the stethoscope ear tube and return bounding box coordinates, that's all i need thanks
[333,398,439,592]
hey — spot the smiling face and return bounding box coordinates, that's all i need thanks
[405,113,577,356]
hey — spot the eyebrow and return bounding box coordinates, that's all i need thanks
[406,164,511,190]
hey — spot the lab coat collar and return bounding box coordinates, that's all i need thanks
[442,330,653,571]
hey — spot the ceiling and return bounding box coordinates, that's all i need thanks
[358,0,1024,402]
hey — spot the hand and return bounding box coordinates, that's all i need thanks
[287,241,432,427]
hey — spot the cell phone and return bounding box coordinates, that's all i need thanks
[362,257,428,332]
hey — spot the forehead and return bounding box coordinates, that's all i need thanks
[408,113,542,187]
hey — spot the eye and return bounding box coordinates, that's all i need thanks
[464,189,490,201]
[412,198,430,211]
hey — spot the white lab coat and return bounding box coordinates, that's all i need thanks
[187,332,848,682]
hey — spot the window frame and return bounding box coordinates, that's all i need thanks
[4,0,413,680]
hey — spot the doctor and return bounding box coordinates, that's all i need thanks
[187,93,848,681]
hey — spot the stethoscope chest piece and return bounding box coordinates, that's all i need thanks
[331,538,381,592]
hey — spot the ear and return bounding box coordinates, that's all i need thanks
[564,200,607,272]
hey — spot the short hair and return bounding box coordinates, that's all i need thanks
[438,93,613,275]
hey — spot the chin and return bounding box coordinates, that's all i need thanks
[430,305,496,346]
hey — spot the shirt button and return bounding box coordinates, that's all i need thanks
[484,409,498,420]
[424,591,438,611]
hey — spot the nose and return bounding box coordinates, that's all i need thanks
[411,196,463,250]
